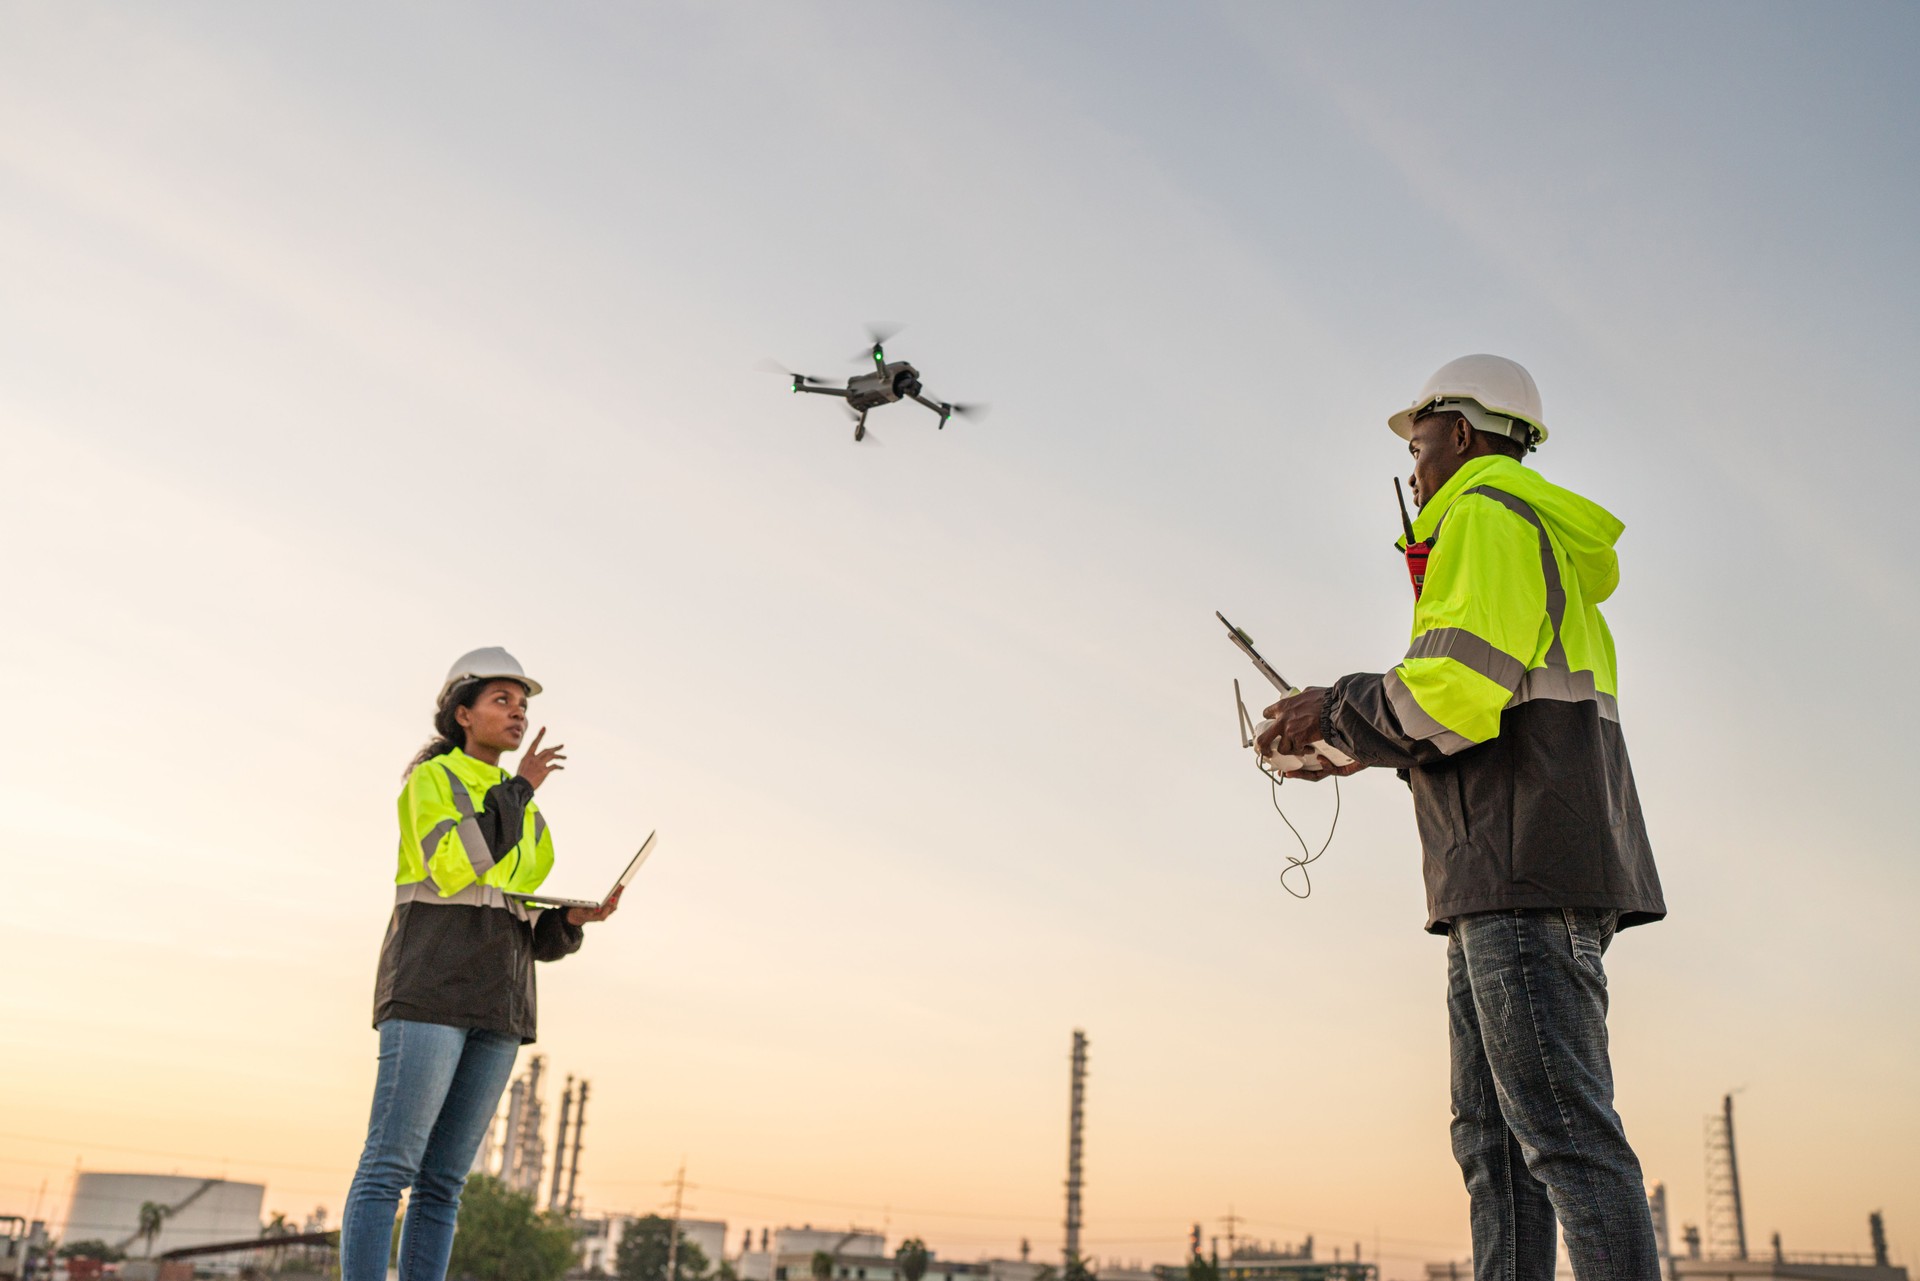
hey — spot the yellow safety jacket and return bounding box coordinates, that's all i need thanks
[1322,456,1665,933]
[373,749,581,1041]
[395,748,555,903]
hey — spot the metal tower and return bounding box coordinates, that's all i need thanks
[1064,1030,1088,1268]
[548,1077,575,1213]
[1704,1093,1748,1260]
[564,1080,589,1217]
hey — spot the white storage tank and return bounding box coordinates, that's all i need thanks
[62,1173,266,1267]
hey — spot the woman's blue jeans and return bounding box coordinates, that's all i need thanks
[1448,909,1659,1281]
[341,1020,520,1281]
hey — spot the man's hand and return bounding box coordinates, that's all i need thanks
[1284,759,1367,783]
[516,727,567,790]
[1257,687,1332,759]
[567,885,622,926]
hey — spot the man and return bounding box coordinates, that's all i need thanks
[1259,355,1665,1278]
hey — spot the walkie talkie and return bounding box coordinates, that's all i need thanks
[1396,477,1430,602]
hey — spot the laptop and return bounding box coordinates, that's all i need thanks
[506,831,658,911]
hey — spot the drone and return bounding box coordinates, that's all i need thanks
[768,325,984,443]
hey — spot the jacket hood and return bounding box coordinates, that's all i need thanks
[1412,456,1624,604]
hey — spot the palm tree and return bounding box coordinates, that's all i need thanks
[137,1203,171,1258]
[894,1240,930,1281]
[810,1252,834,1281]
[261,1212,290,1273]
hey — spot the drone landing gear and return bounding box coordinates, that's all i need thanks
[853,411,868,442]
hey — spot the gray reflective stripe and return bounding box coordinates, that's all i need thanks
[1384,670,1475,756]
[395,879,531,921]
[1461,486,1568,670]
[533,811,547,847]
[1404,627,1527,691]
[456,819,495,878]
[420,818,457,865]
[439,765,497,878]
[444,769,477,818]
[1510,667,1621,721]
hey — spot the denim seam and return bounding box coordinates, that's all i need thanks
[1501,1125,1517,1281]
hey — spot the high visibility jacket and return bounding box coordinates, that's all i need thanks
[372,748,582,1041]
[1321,456,1665,933]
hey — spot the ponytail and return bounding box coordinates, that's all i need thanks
[405,681,482,776]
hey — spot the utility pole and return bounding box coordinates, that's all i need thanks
[549,1077,574,1214]
[664,1161,687,1281]
[565,1081,589,1218]
[1218,1209,1241,1262]
[1063,1030,1088,1270]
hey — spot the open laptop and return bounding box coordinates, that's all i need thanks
[506,831,657,911]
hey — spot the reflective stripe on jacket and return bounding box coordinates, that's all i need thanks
[1321,456,1665,934]
[373,748,581,1041]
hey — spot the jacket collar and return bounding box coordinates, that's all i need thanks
[1409,455,1522,543]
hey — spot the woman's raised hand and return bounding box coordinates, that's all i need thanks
[515,727,567,790]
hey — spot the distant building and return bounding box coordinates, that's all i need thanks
[1673,1258,1908,1281]
[1157,1241,1374,1281]
[577,1216,728,1278]
[61,1174,265,1274]
[736,1228,887,1281]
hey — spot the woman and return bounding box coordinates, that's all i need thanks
[341,647,621,1281]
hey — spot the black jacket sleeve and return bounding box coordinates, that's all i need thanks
[475,776,536,858]
[532,907,585,962]
[1322,672,1457,770]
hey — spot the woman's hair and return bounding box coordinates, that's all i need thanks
[405,681,484,775]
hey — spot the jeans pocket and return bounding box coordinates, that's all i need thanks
[1563,908,1613,980]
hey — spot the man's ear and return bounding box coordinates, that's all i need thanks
[1452,415,1475,456]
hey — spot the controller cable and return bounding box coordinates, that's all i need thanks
[1268,771,1341,899]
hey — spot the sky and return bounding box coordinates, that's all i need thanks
[3,0,1917,1272]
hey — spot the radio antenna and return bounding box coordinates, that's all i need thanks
[1394,477,1417,545]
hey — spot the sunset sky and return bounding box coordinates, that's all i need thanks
[4,2,1917,1273]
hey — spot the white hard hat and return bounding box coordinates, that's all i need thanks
[1388,353,1548,446]
[438,646,542,705]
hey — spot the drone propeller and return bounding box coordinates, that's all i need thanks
[850,321,905,365]
[943,401,989,421]
[756,358,837,390]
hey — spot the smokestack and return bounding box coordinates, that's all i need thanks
[564,1081,589,1216]
[549,1077,574,1213]
[1871,1213,1889,1268]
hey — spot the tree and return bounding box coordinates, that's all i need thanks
[894,1239,930,1281]
[1032,1267,1057,1281]
[137,1203,171,1257]
[1186,1257,1219,1281]
[615,1216,709,1281]
[57,1243,125,1263]
[446,1175,576,1281]
[1063,1257,1095,1281]
[809,1253,833,1281]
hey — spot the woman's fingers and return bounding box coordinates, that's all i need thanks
[526,727,546,754]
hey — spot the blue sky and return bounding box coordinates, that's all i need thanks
[3,1,1916,1268]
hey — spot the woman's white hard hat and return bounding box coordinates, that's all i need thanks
[439,646,543,705]
[1388,354,1548,446]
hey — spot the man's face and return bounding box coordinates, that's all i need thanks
[1406,411,1469,510]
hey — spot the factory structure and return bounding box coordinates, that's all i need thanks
[21,1043,1908,1281]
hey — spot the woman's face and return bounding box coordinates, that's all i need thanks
[456,680,531,755]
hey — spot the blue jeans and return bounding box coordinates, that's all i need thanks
[1448,909,1658,1281]
[341,1020,520,1281]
